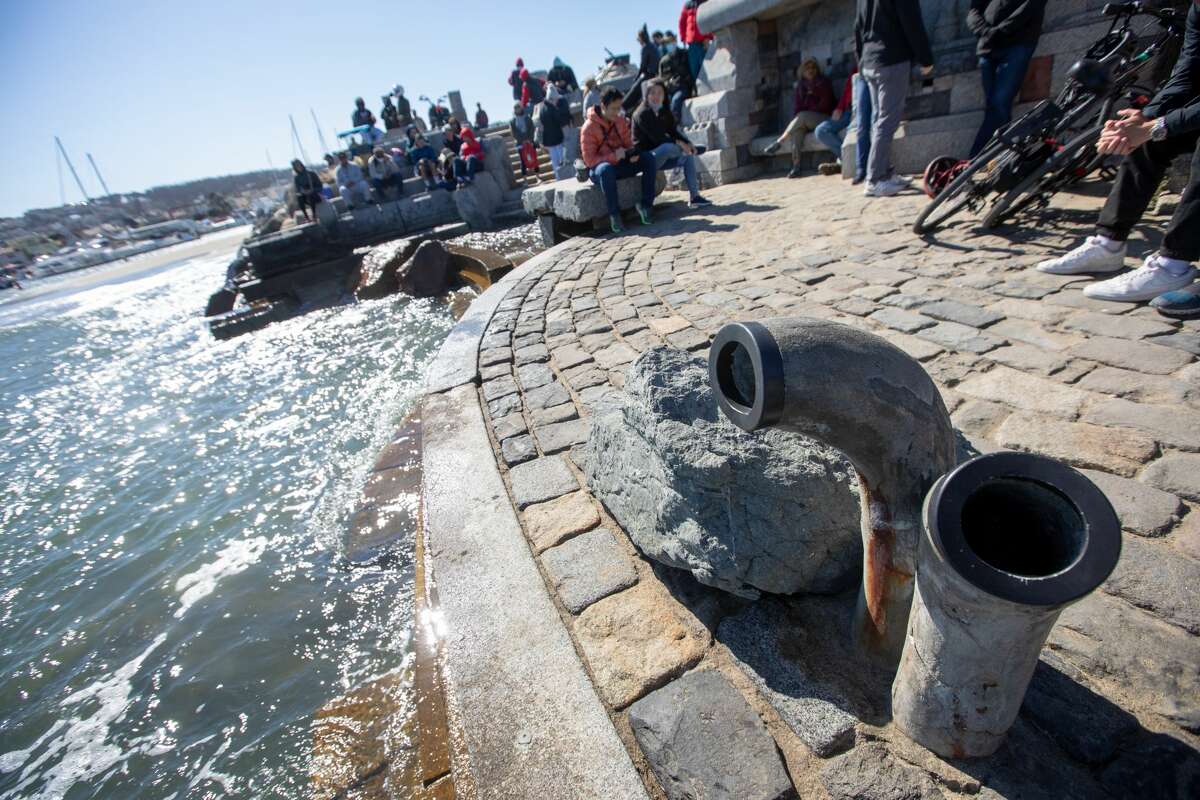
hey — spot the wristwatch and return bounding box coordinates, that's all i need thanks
[1150,117,1168,142]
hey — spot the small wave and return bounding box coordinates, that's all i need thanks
[174,536,269,618]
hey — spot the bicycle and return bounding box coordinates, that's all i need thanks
[912,1,1185,236]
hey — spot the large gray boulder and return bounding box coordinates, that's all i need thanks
[585,347,861,598]
[397,240,455,297]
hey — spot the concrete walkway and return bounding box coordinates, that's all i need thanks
[422,174,1199,799]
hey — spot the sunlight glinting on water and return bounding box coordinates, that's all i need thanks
[0,252,451,798]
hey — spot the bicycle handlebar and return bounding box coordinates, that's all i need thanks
[1103,1,1177,21]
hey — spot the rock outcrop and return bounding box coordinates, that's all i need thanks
[355,238,420,300]
[398,240,456,297]
[585,347,861,598]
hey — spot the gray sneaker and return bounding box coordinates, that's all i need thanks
[864,177,907,197]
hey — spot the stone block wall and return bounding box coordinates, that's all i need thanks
[691,0,1143,183]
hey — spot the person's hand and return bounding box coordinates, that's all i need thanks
[1098,110,1156,155]
[832,108,843,121]
[920,64,934,77]
[614,147,626,161]
[681,142,696,155]
[629,153,640,163]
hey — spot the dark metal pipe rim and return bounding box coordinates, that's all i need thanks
[708,321,785,432]
[925,452,1121,607]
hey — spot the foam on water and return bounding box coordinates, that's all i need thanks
[0,241,451,798]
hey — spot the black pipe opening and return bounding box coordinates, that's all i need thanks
[715,340,758,411]
[709,321,785,431]
[961,478,1086,578]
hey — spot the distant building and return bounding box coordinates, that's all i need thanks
[126,219,199,241]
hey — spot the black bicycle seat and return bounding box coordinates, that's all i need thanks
[1067,59,1115,94]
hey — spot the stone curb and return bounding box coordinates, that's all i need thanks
[419,237,647,798]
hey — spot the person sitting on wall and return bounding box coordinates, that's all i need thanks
[406,134,437,175]
[967,0,1048,156]
[351,97,383,144]
[762,58,835,178]
[659,31,695,122]
[381,95,402,131]
[812,65,873,183]
[1032,0,1199,315]
[633,79,712,208]
[679,0,713,81]
[547,57,580,94]
[623,25,662,113]
[291,159,325,222]
[457,126,485,184]
[442,119,464,160]
[581,87,658,233]
[418,156,456,192]
[475,103,490,129]
[368,147,404,200]
[510,102,538,179]
[335,151,372,208]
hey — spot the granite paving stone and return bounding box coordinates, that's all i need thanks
[1076,366,1198,406]
[1068,335,1193,375]
[628,669,797,800]
[501,434,537,466]
[1083,398,1200,451]
[524,381,573,411]
[530,402,579,427]
[516,363,555,391]
[987,318,1077,351]
[1104,535,1200,634]
[1150,330,1200,356]
[481,376,519,403]
[533,418,590,454]
[540,528,638,614]
[820,743,945,800]
[646,315,692,336]
[995,413,1157,477]
[513,343,550,364]
[916,321,1007,355]
[592,342,640,370]
[1141,453,1200,502]
[551,345,593,370]
[492,412,527,442]
[487,392,522,418]
[1062,311,1176,340]
[987,297,1072,325]
[985,344,1069,376]
[1080,469,1184,537]
[573,581,710,709]
[479,363,511,382]
[957,366,1088,418]
[508,455,580,509]
[919,298,1004,329]
[478,347,512,367]
[522,491,602,553]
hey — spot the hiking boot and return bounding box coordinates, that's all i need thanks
[636,203,653,225]
[818,161,842,176]
[864,177,907,197]
[1083,255,1197,302]
[1036,236,1126,275]
[688,195,712,208]
[1150,283,1200,319]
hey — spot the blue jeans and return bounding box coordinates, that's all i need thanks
[454,155,483,181]
[813,114,851,159]
[671,90,686,123]
[650,142,700,198]
[589,153,658,218]
[971,43,1036,156]
[688,42,706,80]
[852,74,872,181]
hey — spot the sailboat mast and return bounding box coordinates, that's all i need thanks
[310,108,331,154]
[289,114,310,165]
[55,136,91,202]
[86,153,112,197]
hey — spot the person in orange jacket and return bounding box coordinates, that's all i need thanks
[580,88,658,233]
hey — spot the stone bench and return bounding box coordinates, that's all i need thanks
[522,173,667,246]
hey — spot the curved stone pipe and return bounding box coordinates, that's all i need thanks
[892,451,1120,757]
[708,317,957,661]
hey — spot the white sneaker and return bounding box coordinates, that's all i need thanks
[1083,255,1198,302]
[864,177,907,197]
[893,174,913,187]
[1036,236,1127,275]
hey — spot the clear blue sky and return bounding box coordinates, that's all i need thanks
[0,0,684,219]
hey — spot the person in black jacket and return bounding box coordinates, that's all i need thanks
[624,25,663,113]
[854,0,933,197]
[1034,0,1200,316]
[967,0,1048,156]
[659,31,695,121]
[547,58,579,93]
[291,159,324,222]
[632,79,711,207]
[537,85,571,178]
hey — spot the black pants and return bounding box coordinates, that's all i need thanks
[1097,129,1200,262]
[298,192,322,217]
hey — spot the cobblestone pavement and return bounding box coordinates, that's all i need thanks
[473,175,1199,798]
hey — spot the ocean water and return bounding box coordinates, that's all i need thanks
[0,248,454,798]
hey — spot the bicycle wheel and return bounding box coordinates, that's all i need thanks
[981,125,1102,228]
[912,143,1011,235]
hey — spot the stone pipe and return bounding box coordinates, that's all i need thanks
[708,318,957,661]
[891,451,1120,757]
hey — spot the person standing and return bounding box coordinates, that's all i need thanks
[391,86,413,127]
[659,31,695,121]
[679,1,713,81]
[381,96,402,131]
[583,78,601,112]
[509,59,525,102]
[291,159,324,222]
[537,85,570,179]
[632,80,711,208]
[475,103,490,129]
[548,57,580,93]
[762,59,835,178]
[1033,0,1199,314]
[510,102,538,179]
[855,0,934,196]
[520,68,546,111]
[581,88,658,233]
[967,0,1048,156]
[623,26,663,113]
[351,97,383,145]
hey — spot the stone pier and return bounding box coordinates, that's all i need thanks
[417,176,1199,798]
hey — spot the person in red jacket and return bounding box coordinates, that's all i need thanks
[679,1,713,80]
[762,58,835,177]
[456,127,484,184]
